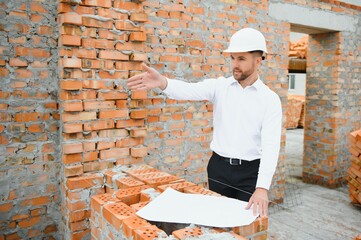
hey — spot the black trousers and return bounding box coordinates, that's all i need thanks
[207,152,260,202]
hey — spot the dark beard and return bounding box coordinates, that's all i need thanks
[233,70,252,81]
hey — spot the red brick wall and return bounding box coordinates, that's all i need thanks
[1,0,360,239]
[0,1,60,239]
[58,0,150,238]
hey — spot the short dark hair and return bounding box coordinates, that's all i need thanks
[250,50,265,60]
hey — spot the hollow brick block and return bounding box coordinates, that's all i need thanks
[143,175,183,188]
[116,176,145,189]
[114,185,150,205]
[183,185,222,197]
[133,225,167,240]
[172,227,203,239]
[157,181,196,193]
[130,201,149,212]
[122,216,152,238]
[103,202,135,230]
[91,193,120,214]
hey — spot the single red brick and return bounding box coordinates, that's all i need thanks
[97,91,128,100]
[83,119,114,131]
[130,147,148,158]
[63,142,83,154]
[172,227,203,239]
[69,210,89,222]
[62,153,82,164]
[157,181,196,193]
[83,100,115,110]
[116,119,145,128]
[130,53,147,62]
[0,202,13,212]
[60,80,83,90]
[98,28,128,41]
[27,123,43,133]
[122,216,152,238]
[97,141,115,150]
[116,177,145,189]
[82,80,113,89]
[130,128,147,137]
[63,123,83,134]
[183,185,222,196]
[130,13,148,22]
[99,148,129,160]
[99,109,128,119]
[143,176,182,188]
[18,216,41,228]
[69,219,88,232]
[70,229,90,240]
[83,151,98,162]
[98,129,128,138]
[66,200,87,212]
[116,137,144,148]
[134,225,167,240]
[130,201,149,212]
[82,0,112,8]
[83,161,113,172]
[98,50,129,60]
[103,202,135,229]
[129,32,147,42]
[0,135,9,145]
[130,109,147,119]
[62,58,82,68]
[9,58,27,67]
[14,112,41,122]
[66,174,104,190]
[58,12,82,25]
[60,34,81,46]
[113,1,142,11]
[64,165,83,177]
[91,193,120,213]
[131,90,147,100]
[62,112,96,122]
[115,185,150,205]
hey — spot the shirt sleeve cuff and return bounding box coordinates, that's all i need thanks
[256,175,272,190]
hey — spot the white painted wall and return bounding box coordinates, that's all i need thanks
[288,74,306,96]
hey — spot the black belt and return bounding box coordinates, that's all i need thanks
[213,152,259,166]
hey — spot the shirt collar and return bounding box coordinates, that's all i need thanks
[229,76,263,91]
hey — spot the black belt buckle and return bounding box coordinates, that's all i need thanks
[229,158,241,165]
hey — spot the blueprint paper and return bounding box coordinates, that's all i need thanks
[136,188,258,227]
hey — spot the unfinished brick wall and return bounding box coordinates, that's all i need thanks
[303,2,361,187]
[0,0,60,239]
[90,164,267,240]
[1,0,360,239]
[58,0,151,238]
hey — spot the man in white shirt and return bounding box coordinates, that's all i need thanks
[127,28,282,217]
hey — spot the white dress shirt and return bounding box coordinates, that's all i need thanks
[163,76,282,190]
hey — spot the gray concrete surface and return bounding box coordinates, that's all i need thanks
[268,129,361,240]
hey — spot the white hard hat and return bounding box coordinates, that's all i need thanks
[223,28,268,54]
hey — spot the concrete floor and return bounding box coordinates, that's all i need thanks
[268,128,361,240]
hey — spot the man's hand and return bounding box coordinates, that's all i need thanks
[245,188,269,217]
[127,63,168,90]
